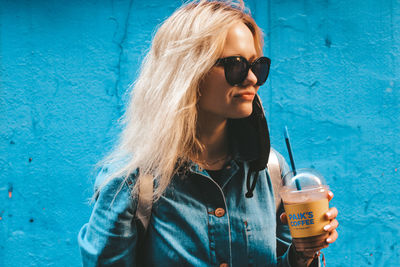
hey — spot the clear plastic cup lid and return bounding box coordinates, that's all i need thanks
[282,168,327,192]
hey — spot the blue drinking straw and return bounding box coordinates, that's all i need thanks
[284,126,302,190]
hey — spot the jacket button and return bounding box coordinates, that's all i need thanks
[219,263,229,267]
[214,208,225,217]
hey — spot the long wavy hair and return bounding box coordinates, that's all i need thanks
[96,0,264,201]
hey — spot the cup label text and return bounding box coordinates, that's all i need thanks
[283,199,329,238]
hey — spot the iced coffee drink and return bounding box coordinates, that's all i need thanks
[280,169,330,251]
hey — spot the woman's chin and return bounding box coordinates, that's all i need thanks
[228,107,253,119]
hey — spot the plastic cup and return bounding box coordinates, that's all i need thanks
[280,169,330,251]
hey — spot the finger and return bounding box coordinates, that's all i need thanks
[327,191,334,201]
[323,219,339,232]
[325,207,338,220]
[280,212,288,224]
[326,229,338,244]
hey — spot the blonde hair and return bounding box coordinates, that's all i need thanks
[96,0,264,201]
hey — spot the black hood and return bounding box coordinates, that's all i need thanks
[228,95,271,197]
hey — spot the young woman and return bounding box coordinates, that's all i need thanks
[78,1,338,266]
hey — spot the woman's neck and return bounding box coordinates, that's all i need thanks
[196,110,230,170]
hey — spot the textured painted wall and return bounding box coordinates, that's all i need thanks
[0,0,399,266]
[265,1,400,266]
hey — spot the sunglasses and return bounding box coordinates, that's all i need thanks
[215,56,271,86]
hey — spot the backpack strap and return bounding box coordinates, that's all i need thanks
[267,149,283,212]
[136,174,153,232]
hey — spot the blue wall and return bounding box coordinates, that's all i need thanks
[1,0,399,266]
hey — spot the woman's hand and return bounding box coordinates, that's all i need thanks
[280,191,339,266]
[322,191,339,245]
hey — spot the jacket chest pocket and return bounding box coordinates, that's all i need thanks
[242,218,277,267]
[244,220,255,266]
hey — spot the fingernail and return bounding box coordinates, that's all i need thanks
[324,225,331,231]
[326,212,331,217]
[326,238,332,243]
[328,192,334,197]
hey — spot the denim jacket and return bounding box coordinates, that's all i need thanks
[78,96,324,266]
[77,147,324,267]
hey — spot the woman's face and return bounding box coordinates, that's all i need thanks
[198,22,259,120]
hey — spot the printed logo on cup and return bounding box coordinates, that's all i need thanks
[284,198,329,238]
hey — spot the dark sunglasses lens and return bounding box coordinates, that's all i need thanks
[224,58,248,86]
[252,57,270,86]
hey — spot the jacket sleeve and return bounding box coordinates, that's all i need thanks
[273,149,293,266]
[77,168,139,266]
[274,150,321,267]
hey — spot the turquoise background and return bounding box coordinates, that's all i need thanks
[1,0,399,266]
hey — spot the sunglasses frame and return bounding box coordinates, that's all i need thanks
[215,56,271,86]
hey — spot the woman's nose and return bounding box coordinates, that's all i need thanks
[242,69,258,86]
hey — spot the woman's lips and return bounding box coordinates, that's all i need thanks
[234,92,255,101]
